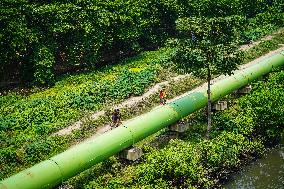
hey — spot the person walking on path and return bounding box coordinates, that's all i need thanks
[111,109,121,128]
[159,89,166,105]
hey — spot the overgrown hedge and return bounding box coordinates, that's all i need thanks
[1,0,283,84]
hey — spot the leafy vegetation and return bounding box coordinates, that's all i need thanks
[170,15,245,137]
[1,25,283,182]
[212,70,284,143]
[0,0,283,186]
[67,70,284,189]
[244,29,284,63]
[0,48,177,179]
[1,0,283,84]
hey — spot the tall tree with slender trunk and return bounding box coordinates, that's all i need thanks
[170,16,244,138]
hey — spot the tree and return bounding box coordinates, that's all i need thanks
[170,16,244,138]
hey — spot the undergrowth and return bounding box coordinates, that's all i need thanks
[0,28,283,181]
[66,69,284,189]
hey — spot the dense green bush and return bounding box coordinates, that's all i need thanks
[33,45,56,85]
[136,140,205,187]
[213,70,284,142]
[1,0,282,84]
[133,132,264,188]
[0,0,177,84]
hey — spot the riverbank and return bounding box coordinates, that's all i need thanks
[223,138,284,188]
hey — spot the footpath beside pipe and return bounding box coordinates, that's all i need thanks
[1,51,284,189]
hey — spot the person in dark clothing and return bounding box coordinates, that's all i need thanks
[112,109,121,128]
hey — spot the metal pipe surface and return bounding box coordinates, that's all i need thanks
[1,51,284,189]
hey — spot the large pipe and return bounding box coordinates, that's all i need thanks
[1,51,284,189]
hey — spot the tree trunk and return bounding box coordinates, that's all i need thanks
[206,64,212,139]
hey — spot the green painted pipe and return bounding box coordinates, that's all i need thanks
[1,51,284,189]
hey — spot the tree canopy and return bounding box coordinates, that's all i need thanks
[170,15,245,137]
[171,16,244,76]
[0,0,282,85]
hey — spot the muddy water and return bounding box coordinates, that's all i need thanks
[223,140,284,189]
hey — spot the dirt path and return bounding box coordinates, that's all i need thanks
[53,74,191,136]
[239,28,283,51]
[169,46,284,103]
[54,31,284,137]
[56,43,284,189]
[96,46,284,138]
[239,35,273,51]
[75,45,284,144]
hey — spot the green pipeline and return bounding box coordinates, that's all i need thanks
[1,51,284,189]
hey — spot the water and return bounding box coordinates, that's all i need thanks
[223,141,284,189]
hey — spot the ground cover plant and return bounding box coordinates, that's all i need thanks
[0,47,180,179]
[66,69,284,189]
[1,27,283,181]
[0,0,283,184]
